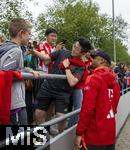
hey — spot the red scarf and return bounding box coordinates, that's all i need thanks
[0,71,22,124]
[59,58,88,84]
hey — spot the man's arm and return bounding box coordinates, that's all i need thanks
[30,49,62,66]
[112,81,120,114]
[29,50,51,66]
[74,77,99,150]
[65,69,79,87]
[62,59,80,87]
[30,49,51,61]
[76,77,99,136]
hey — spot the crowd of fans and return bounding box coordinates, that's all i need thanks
[0,18,129,128]
[0,18,129,150]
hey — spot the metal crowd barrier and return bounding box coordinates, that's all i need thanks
[121,87,130,94]
[21,72,67,80]
[0,109,80,148]
[0,71,130,149]
[1,87,130,148]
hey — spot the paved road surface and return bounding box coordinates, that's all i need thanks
[116,115,130,150]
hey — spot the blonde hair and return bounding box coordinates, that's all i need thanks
[9,18,32,38]
[0,35,5,43]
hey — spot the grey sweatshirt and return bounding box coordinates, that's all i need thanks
[0,41,26,110]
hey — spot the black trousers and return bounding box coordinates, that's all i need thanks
[25,91,33,124]
[86,144,115,150]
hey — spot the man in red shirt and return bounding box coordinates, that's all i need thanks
[37,28,63,73]
[74,51,120,150]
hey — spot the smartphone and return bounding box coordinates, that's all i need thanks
[27,42,33,49]
[61,39,67,44]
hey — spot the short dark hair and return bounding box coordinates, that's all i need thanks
[78,37,92,53]
[45,28,58,36]
[118,62,125,68]
[33,41,38,45]
[9,18,32,38]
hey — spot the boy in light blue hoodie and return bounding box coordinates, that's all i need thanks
[0,18,32,125]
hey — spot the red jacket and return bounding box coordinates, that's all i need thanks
[76,67,120,146]
[0,71,22,124]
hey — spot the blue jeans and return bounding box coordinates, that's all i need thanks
[68,89,83,128]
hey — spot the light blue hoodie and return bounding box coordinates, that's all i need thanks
[0,41,26,110]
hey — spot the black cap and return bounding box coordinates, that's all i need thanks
[95,50,111,65]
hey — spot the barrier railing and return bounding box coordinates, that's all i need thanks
[0,109,80,148]
[0,72,130,149]
[21,72,67,80]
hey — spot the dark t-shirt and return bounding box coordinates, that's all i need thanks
[41,50,84,93]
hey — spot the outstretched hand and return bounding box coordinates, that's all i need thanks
[55,42,65,50]
[25,67,40,79]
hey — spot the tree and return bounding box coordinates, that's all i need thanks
[36,13,47,41]
[36,0,130,64]
[0,0,33,38]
